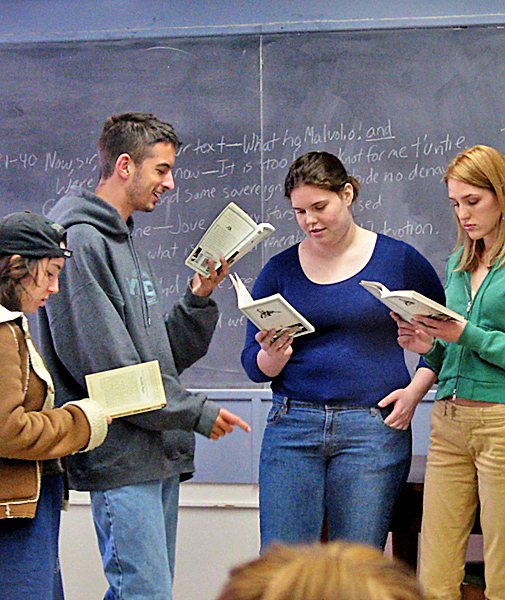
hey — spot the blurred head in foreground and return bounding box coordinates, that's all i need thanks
[215,540,425,600]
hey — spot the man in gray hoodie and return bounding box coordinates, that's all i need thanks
[37,112,250,600]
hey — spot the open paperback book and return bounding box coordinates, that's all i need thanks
[85,360,167,418]
[185,202,275,277]
[229,273,315,338]
[359,280,465,323]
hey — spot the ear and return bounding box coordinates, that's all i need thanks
[9,254,39,279]
[342,182,354,206]
[116,153,133,180]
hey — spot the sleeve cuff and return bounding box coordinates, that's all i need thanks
[458,320,485,351]
[184,285,217,308]
[194,399,220,437]
[64,399,108,452]
[423,340,446,374]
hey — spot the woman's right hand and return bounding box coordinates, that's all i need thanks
[255,329,293,377]
[390,312,434,355]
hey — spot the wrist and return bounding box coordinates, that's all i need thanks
[407,367,437,397]
[421,339,436,355]
[257,349,289,377]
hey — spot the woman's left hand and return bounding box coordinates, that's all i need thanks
[378,388,420,430]
[411,315,467,344]
[378,366,437,430]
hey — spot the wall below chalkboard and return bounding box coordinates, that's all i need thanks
[190,390,435,484]
[1,25,505,388]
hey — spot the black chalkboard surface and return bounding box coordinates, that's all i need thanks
[1,25,505,388]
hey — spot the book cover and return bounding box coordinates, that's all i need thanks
[229,273,314,338]
[359,280,464,322]
[85,360,167,418]
[185,202,275,277]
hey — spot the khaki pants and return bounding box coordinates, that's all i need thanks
[420,400,505,600]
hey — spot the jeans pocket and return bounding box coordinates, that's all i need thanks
[266,402,287,425]
[373,406,406,432]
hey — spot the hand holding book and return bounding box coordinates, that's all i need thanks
[360,280,468,354]
[255,327,294,378]
[390,311,438,356]
[191,256,229,298]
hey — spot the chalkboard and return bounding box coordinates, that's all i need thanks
[1,25,505,388]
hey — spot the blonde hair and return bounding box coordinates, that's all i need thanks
[216,541,425,600]
[444,144,505,271]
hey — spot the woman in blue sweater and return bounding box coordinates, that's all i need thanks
[394,145,505,600]
[241,151,444,551]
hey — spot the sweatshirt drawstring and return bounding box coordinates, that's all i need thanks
[128,234,151,332]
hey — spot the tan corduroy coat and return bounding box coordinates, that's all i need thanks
[0,305,107,518]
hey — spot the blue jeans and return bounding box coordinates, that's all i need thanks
[90,475,180,600]
[259,396,412,550]
[0,474,64,600]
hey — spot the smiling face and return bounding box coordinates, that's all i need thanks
[290,183,355,245]
[19,256,65,314]
[447,177,502,249]
[124,142,176,215]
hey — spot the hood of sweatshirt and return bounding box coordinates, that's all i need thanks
[49,185,131,238]
[48,185,153,330]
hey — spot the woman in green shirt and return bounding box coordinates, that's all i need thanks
[394,145,505,600]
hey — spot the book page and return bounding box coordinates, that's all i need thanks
[359,280,389,299]
[229,272,254,307]
[373,296,428,323]
[222,223,275,266]
[229,273,314,337]
[241,294,314,338]
[359,280,464,322]
[85,360,167,418]
[185,202,274,276]
[387,294,464,322]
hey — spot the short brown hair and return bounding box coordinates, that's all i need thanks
[98,112,181,180]
[284,151,360,202]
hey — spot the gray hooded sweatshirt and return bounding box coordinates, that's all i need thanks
[37,186,220,491]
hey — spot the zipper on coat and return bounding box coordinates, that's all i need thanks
[452,273,474,400]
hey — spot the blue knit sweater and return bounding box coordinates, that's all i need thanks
[241,234,445,406]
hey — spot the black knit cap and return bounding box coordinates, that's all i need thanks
[0,211,72,259]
